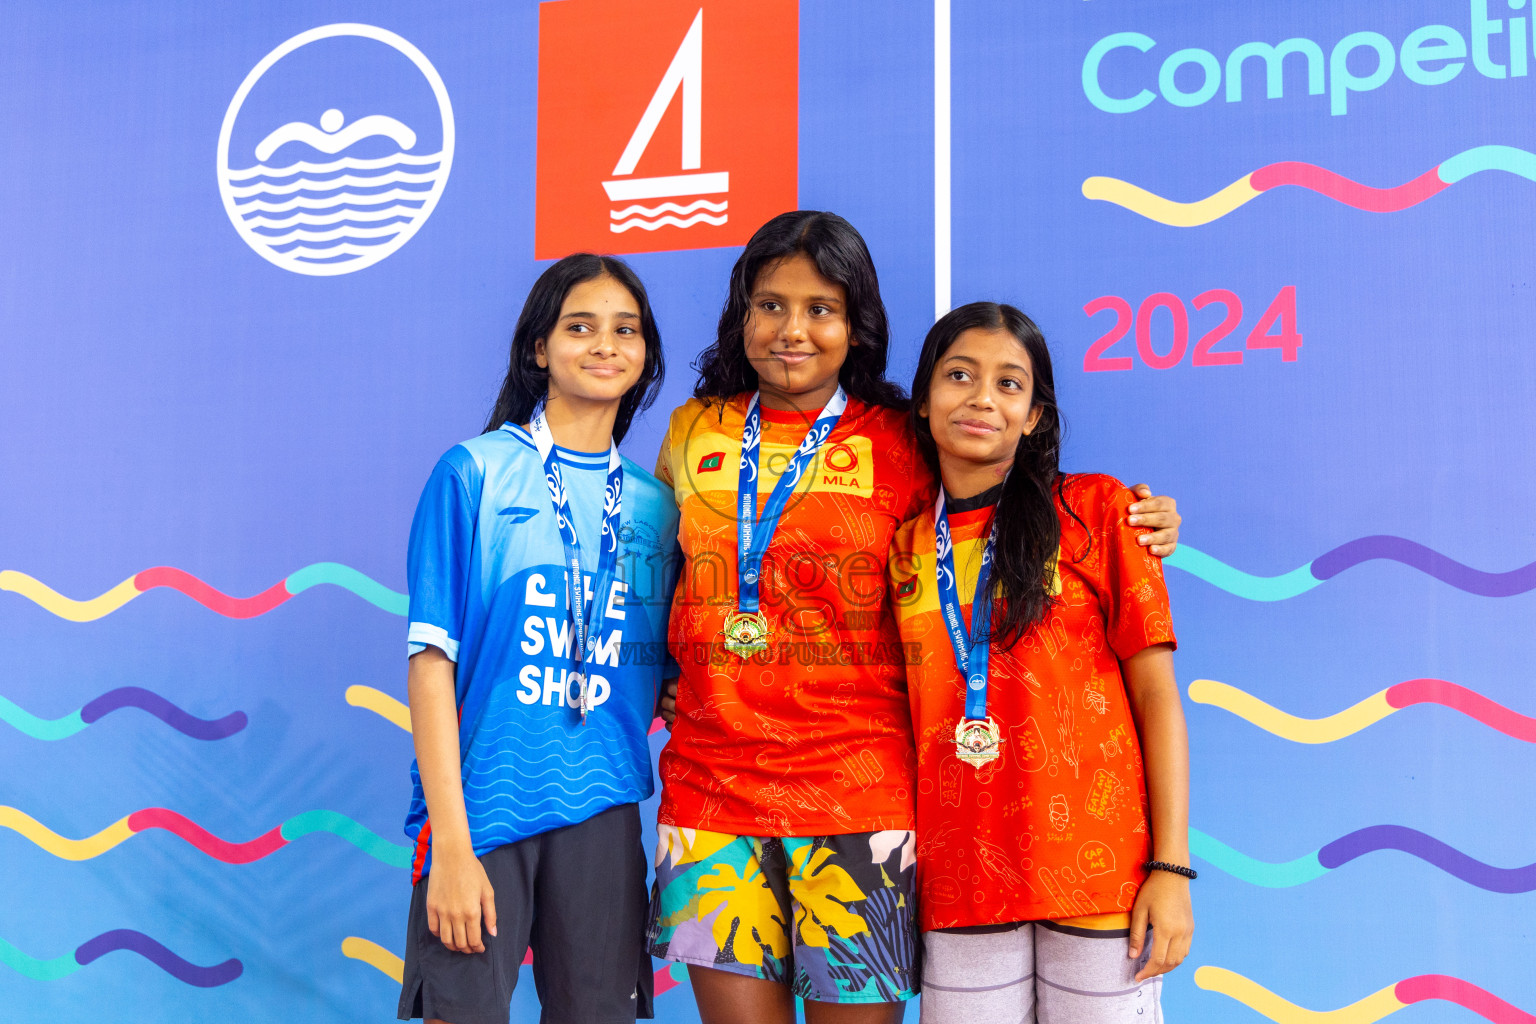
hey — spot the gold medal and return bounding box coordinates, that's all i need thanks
[954,717,1002,769]
[721,610,771,658]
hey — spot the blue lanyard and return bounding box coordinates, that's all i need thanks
[736,388,848,613]
[934,488,996,720]
[529,411,623,719]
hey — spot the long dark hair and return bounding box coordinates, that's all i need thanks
[911,301,1070,646]
[482,254,665,441]
[692,210,907,409]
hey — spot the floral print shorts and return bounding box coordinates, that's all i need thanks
[647,826,919,1003]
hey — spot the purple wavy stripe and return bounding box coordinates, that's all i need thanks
[78,687,247,740]
[73,930,243,987]
[1318,825,1536,893]
[1310,536,1536,596]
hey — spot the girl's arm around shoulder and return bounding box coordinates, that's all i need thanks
[1061,473,1180,558]
[1122,643,1193,982]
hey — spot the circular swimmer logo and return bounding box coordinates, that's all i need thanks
[217,24,454,276]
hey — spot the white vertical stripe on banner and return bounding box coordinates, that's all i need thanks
[934,0,951,318]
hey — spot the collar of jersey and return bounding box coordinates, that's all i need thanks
[500,422,612,469]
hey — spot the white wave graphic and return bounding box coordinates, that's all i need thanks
[252,222,407,245]
[227,152,442,181]
[610,212,729,233]
[609,198,728,219]
[228,167,439,199]
[236,189,429,214]
[243,203,422,229]
[282,241,404,262]
[230,154,444,262]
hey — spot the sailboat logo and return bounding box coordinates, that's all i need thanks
[216,24,454,276]
[534,0,797,259]
[603,11,728,234]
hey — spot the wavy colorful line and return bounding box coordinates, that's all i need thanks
[0,928,241,986]
[1083,145,1536,226]
[1189,678,1536,744]
[0,687,246,741]
[0,562,407,621]
[1,806,410,868]
[1190,826,1536,892]
[346,685,411,732]
[1196,966,1536,1024]
[341,937,404,983]
[1165,538,1536,601]
[341,937,689,995]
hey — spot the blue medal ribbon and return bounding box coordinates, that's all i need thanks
[529,411,623,721]
[934,488,996,721]
[736,388,849,614]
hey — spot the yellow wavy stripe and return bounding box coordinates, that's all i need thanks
[345,686,411,732]
[1081,174,1260,227]
[341,936,404,983]
[0,571,140,623]
[0,807,135,860]
[1188,680,1395,744]
[1195,966,1404,1024]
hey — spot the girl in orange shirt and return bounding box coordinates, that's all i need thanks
[890,302,1194,1023]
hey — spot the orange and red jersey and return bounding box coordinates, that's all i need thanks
[655,394,933,835]
[889,473,1176,930]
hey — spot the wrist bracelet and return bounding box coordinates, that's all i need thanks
[1145,860,1197,879]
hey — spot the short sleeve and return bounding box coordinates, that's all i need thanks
[405,454,479,660]
[653,420,677,491]
[1092,480,1177,660]
[886,413,936,523]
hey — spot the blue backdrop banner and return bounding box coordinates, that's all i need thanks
[2,2,1532,1022]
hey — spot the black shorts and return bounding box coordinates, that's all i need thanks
[397,802,653,1024]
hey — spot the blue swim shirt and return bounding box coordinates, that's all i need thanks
[403,423,679,881]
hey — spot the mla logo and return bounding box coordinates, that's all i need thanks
[823,442,859,475]
[535,0,798,258]
[217,24,454,276]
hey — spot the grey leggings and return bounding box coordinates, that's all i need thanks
[921,921,1162,1024]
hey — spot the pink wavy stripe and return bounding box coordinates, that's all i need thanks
[1386,679,1536,742]
[1249,162,1448,212]
[1396,975,1536,1024]
[126,808,288,864]
[133,567,292,619]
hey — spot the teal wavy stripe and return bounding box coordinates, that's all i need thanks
[280,810,412,868]
[0,935,80,980]
[0,696,85,740]
[1438,144,1536,184]
[1163,545,1321,601]
[1189,828,1328,887]
[284,563,408,616]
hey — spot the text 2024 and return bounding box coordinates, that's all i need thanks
[1084,286,1301,372]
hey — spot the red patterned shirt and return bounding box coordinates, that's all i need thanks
[889,474,1176,929]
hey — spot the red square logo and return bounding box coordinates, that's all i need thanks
[535,0,798,259]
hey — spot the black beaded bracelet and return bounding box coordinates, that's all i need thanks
[1145,860,1198,879]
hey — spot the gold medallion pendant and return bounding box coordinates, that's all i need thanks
[721,610,771,658]
[954,717,1002,768]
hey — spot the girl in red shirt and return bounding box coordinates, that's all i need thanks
[891,302,1194,1023]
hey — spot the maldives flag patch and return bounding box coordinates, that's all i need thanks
[897,578,917,597]
[697,451,725,472]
